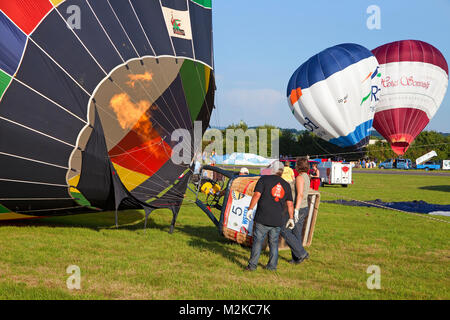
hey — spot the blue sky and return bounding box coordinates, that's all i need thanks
[210,0,450,132]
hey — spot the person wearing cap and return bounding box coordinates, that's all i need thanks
[245,160,295,271]
[216,167,250,201]
[239,167,249,175]
[281,157,310,265]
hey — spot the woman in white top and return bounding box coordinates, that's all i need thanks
[280,157,310,264]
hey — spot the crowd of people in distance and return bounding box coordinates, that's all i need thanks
[279,154,293,161]
[353,159,378,168]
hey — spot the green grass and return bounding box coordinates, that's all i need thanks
[0,173,448,299]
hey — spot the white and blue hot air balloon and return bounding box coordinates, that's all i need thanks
[287,43,381,149]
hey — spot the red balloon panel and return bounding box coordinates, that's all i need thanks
[373,108,429,155]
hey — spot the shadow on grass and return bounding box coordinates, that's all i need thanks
[419,185,450,193]
[144,218,251,268]
[319,185,350,189]
[0,208,259,269]
[0,210,145,231]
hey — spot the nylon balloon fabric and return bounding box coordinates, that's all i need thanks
[287,43,381,149]
[372,40,448,155]
[0,0,215,220]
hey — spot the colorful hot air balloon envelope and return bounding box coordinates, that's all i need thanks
[287,43,381,149]
[0,0,215,220]
[372,40,448,155]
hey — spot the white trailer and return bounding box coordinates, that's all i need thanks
[415,150,437,165]
[317,161,353,187]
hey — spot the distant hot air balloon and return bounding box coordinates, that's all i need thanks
[0,0,215,221]
[372,40,448,155]
[287,43,381,149]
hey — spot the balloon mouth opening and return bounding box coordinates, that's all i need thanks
[390,142,410,155]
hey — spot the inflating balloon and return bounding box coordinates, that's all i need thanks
[287,43,381,149]
[372,40,448,155]
[0,0,215,220]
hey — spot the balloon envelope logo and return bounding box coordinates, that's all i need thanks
[171,15,185,36]
[360,67,381,106]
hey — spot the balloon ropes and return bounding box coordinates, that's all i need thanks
[0,0,215,221]
[287,43,381,150]
[372,40,448,155]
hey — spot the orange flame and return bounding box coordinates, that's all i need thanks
[109,92,162,159]
[110,92,149,130]
[126,72,153,88]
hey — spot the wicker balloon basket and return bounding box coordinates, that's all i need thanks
[221,176,260,247]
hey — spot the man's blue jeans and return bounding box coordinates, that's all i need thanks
[280,208,308,261]
[248,222,281,270]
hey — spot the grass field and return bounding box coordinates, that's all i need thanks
[0,172,449,300]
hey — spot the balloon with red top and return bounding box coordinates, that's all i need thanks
[372,40,448,155]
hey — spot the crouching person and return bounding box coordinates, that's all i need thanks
[245,161,295,271]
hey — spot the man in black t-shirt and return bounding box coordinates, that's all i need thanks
[245,161,295,271]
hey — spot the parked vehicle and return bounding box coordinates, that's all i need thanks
[317,161,352,187]
[443,160,450,170]
[416,161,441,171]
[379,158,412,169]
[416,151,437,166]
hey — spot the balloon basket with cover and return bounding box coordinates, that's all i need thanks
[192,166,321,249]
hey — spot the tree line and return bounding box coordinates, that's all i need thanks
[205,121,449,162]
